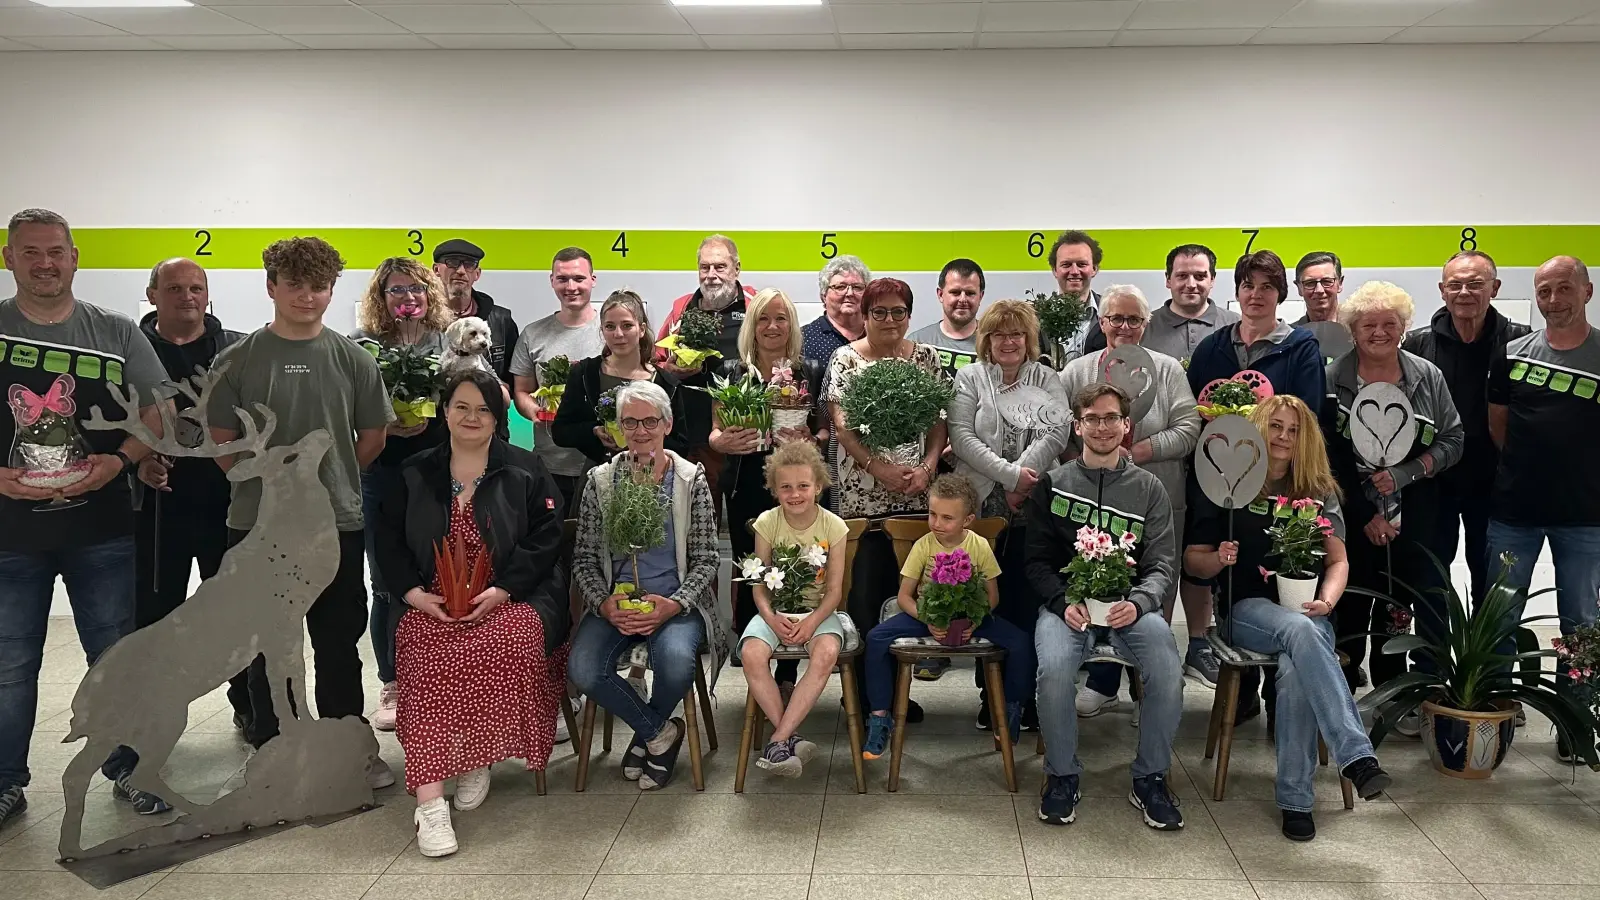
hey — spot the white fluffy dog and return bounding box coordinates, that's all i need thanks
[440,316,496,378]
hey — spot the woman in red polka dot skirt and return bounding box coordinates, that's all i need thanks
[375,369,571,858]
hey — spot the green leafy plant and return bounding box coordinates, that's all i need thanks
[839,358,953,452]
[1351,549,1600,766]
[531,355,572,422]
[734,541,828,614]
[1062,525,1137,602]
[375,344,442,426]
[657,307,725,369]
[1025,288,1092,368]
[603,458,667,605]
[1261,496,1334,578]
[917,548,989,629]
[698,368,773,433]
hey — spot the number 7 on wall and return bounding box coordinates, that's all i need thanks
[1242,228,1260,256]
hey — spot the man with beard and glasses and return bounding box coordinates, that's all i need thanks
[656,234,757,519]
[910,258,985,379]
[433,239,517,438]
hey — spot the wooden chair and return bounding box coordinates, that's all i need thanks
[574,644,718,792]
[1032,638,1146,756]
[877,515,1018,793]
[735,518,870,793]
[1203,627,1354,808]
[536,518,583,796]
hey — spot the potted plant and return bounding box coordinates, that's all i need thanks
[699,368,774,451]
[1024,288,1092,371]
[1195,371,1274,421]
[917,548,989,646]
[604,455,668,614]
[1352,549,1600,779]
[1556,621,1600,765]
[1061,525,1137,626]
[767,361,813,436]
[595,384,626,450]
[734,541,829,623]
[375,343,442,428]
[839,357,953,471]
[656,307,724,371]
[1259,496,1335,613]
[432,531,490,620]
[531,354,571,424]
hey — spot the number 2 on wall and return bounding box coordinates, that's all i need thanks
[194,230,212,256]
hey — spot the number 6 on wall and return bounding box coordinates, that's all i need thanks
[820,233,838,260]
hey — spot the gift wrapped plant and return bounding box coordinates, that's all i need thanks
[376,344,442,428]
[656,307,724,370]
[768,362,813,434]
[531,354,571,424]
[595,384,627,449]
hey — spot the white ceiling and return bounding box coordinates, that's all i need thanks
[0,0,1598,51]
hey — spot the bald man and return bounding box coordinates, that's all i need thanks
[135,258,243,628]
[1485,256,1599,764]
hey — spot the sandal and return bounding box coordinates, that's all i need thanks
[621,735,648,782]
[637,717,686,791]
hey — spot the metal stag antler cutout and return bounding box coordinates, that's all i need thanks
[1195,414,1269,509]
[1350,382,1415,469]
[1104,344,1157,422]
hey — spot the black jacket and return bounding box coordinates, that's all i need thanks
[375,437,569,651]
[712,357,826,494]
[550,355,691,464]
[138,311,243,513]
[1401,306,1531,483]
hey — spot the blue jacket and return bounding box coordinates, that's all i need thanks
[1186,323,1326,417]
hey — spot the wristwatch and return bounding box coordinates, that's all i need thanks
[115,449,136,474]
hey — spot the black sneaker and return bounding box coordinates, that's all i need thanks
[1281,809,1316,842]
[1556,734,1576,764]
[1039,773,1080,825]
[1340,756,1392,800]
[1021,701,1040,732]
[0,785,26,828]
[112,774,173,815]
[1129,773,1184,831]
[905,699,925,724]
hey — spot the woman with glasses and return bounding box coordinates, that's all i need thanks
[552,289,690,464]
[351,257,455,733]
[374,368,570,857]
[568,380,728,791]
[1061,284,1203,713]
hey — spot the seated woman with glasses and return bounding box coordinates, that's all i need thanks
[351,257,456,733]
[567,380,729,791]
[1060,284,1204,712]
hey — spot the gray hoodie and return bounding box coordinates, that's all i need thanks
[1023,456,1177,618]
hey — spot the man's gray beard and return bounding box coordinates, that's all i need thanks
[700,282,737,309]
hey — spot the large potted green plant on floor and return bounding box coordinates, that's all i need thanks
[1351,549,1600,779]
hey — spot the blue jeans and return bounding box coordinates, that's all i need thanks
[1226,598,1375,812]
[865,611,1035,713]
[0,536,139,790]
[361,469,398,684]
[568,612,704,739]
[1485,520,1600,653]
[1035,607,1183,780]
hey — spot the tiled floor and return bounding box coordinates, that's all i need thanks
[7,614,1599,900]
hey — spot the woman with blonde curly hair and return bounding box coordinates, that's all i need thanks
[351,256,455,732]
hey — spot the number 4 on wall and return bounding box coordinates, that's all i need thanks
[612,231,628,258]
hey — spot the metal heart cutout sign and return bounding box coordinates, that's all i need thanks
[1350,381,1415,469]
[1195,414,1269,509]
[1302,320,1354,363]
[1104,344,1157,422]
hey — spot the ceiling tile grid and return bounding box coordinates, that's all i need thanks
[0,0,1597,51]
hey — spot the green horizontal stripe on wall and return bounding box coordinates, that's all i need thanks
[67,225,1600,272]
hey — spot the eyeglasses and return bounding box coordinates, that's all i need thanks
[828,283,866,296]
[437,257,479,272]
[1079,414,1125,428]
[868,307,910,322]
[1299,278,1338,291]
[385,285,428,297]
[991,331,1026,344]
[620,416,664,431]
[1103,315,1146,329]
[1445,280,1490,294]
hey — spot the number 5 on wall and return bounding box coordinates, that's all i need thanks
[820,233,838,260]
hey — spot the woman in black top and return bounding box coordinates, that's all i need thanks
[1185,394,1391,843]
[552,289,689,463]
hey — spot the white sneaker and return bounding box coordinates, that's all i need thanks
[414,798,458,858]
[453,767,491,811]
[1076,687,1119,718]
[1394,711,1423,738]
[372,682,398,732]
[554,698,574,744]
[369,756,396,790]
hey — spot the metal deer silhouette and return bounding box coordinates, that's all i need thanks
[60,363,340,859]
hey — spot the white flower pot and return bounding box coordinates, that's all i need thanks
[771,406,811,433]
[1084,597,1119,627]
[1275,573,1320,614]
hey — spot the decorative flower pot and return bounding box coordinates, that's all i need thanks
[771,406,811,433]
[605,420,627,449]
[1084,597,1119,627]
[1419,698,1517,779]
[938,617,973,647]
[1275,573,1319,613]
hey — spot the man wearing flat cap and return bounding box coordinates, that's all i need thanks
[432,238,519,387]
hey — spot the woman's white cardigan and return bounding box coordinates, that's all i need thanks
[948,360,1074,507]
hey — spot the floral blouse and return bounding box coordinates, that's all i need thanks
[823,342,947,518]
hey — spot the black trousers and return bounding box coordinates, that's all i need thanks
[550,472,583,522]
[133,498,229,630]
[975,523,1040,710]
[1435,473,1492,605]
[226,528,370,748]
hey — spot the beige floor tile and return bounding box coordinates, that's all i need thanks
[829,731,1036,796]
[1209,801,1464,883]
[386,794,635,875]
[1399,801,1600,884]
[600,794,821,874]
[810,874,1031,900]
[140,873,377,899]
[588,873,809,900]
[37,645,90,685]
[33,682,79,724]
[0,790,65,847]
[1512,745,1600,805]
[1030,726,1203,799]
[1470,885,1600,900]
[369,874,593,900]
[706,673,845,736]
[0,795,176,870]
[814,794,1024,875]
[1015,794,1243,880]
[1030,876,1256,900]
[46,616,80,648]
[1372,743,1586,804]
[1175,737,1371,805]
[1251,884,1482,900]
[1,870,167,899]
[175,802,413,874]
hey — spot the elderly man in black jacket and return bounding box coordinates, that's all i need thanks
[1402,250,1530,603]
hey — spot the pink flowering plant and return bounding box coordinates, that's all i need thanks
[917,548,989,629]
[1555,621,1600,751]
[1062,525,1138,603]
[1261,496,1334,579]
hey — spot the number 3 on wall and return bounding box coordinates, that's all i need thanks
[407,230,425,257]
[820,233,838,260]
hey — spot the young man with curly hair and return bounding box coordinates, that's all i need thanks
[207,237,396,787]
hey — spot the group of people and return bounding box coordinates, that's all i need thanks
[2,208,1594,858]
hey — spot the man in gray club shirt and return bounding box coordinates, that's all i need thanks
[1142,243,1239,368]
[511,246,605,519]
[909,258,984,379]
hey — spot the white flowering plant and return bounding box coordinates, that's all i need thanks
[735,540,829,615]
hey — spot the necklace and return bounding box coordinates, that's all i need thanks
[450,473,485,497]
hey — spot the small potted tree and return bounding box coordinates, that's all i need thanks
[917,548,990,647]
[1023,288,1092,371]
[604,455,667,613]
[1260,495,1336,614]
[1353,550,1600,779]
[839,358,953,472]
[1062,524,1137,625]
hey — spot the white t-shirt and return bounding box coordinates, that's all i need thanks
[509,313,605,477]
